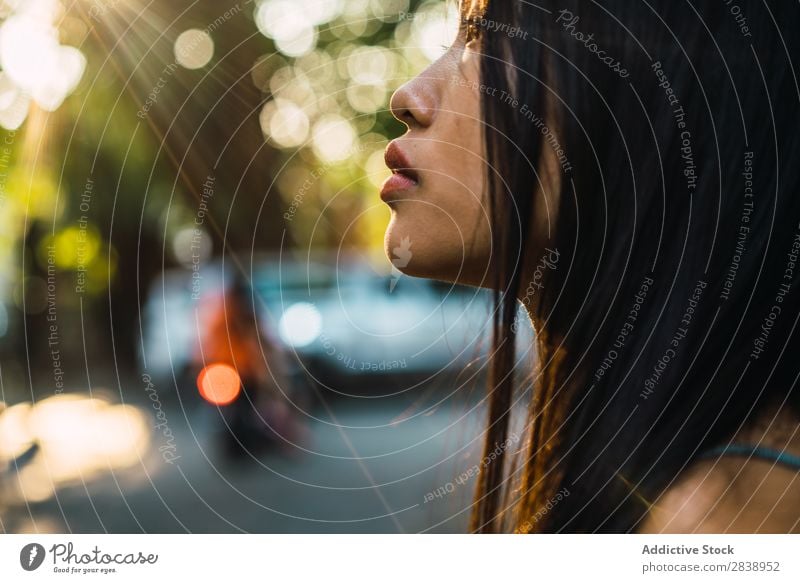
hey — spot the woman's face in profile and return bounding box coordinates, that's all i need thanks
[383,28,492,287]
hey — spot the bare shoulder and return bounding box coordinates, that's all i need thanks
[639,456,800,533]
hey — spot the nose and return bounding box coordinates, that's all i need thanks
[389,75,436,130]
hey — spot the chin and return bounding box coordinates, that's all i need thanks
[383,215,491,287]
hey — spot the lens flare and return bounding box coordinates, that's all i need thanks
[197,363,242,405]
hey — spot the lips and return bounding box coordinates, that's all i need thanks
[381,141,419,201]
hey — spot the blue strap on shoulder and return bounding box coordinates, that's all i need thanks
[700,444,800,471]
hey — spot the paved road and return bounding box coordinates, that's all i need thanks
[1,389,491,534]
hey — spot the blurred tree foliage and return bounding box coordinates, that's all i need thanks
[0,0,455,394]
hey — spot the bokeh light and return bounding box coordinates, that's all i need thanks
[392,0,459,64]
[0,0,86,122]
[0,395,150,502]
[369,0,410,22]
[174,29,215,70]
[0,401,34,461]
[46,225,102,270]
[364,147,391,189]
[278,302,322,347]
[0,71,28,130]
[255,0,320,57]
[172,226,213,268]
[311,114,356,163]
[260,98,311,149]
[197,363,242,405]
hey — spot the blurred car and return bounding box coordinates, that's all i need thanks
[138,253,530,398]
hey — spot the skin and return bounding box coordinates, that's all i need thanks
[640,406,800,533]
[384,4,800,533]
[384,29,491,287]
[385,8,557,291]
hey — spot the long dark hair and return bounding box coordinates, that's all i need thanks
[469,0,800,532]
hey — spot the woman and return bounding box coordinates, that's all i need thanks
[381,0,800,533]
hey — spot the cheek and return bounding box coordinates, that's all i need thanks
[442,104,484,195]
[384,186,492,283]
[447,89,481,149]
[395,143,489,281]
